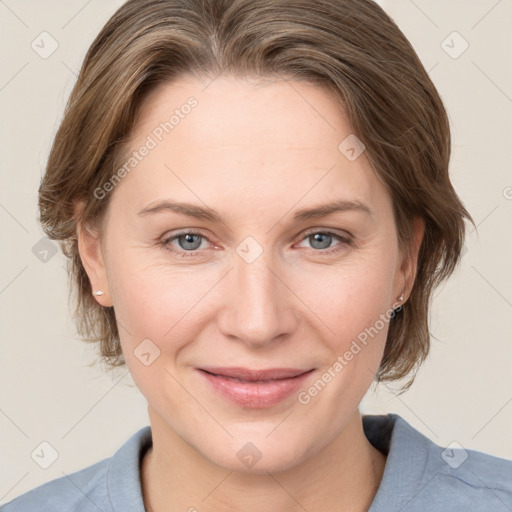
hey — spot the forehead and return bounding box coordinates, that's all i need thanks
[134,74,349,150]
[110,75,390,219]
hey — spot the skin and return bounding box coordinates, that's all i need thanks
[77,74,424,512]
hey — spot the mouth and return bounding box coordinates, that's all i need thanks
[196,367,315,408]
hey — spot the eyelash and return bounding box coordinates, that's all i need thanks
[160,228,354,258]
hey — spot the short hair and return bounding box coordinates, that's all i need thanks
[38,0,475,392]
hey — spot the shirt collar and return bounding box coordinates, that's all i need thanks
[106,413,432,511]
[365,413,432,511]
[108,425,152,511]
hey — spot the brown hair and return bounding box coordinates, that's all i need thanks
[38,0,475,392]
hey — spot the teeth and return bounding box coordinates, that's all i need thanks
[224,376,257,382]
[220,375,282,383]
[206,371,304,382]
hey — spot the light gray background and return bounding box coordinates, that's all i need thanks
[1,0,511,503]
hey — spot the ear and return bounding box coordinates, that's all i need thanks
[75,200,112,307]
[396,217,424,304]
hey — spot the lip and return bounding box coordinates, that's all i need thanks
[196,367,315,408]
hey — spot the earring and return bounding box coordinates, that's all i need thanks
[94,290,104,296]
[391,292,405,318]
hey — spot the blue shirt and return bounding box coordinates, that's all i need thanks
[2,413,511,511]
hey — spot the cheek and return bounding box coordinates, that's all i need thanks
[107,253,211,402]
[299,254,395,345]
[106,225,397,364]
[293,263,394,417]
[106,244,209,335]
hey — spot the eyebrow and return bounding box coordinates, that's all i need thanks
[137,198,372,222]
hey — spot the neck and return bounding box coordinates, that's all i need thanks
[141,408,386,512]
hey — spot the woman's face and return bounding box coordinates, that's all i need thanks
[81,75,421,473]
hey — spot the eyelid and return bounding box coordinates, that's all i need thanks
[294,229,354,254]
[160,226,354,258]
[161,227,352,245]
[161,228,217,249]
[299,226,354,240]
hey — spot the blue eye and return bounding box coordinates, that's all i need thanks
[160,229,353,258]
[174,233,203,251]
[161,230,208,258]
[298,230,353,255]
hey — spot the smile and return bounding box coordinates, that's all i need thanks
[196,367,315,408]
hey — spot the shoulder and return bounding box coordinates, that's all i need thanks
[420,430,512,509]
[364,413,512,511]
[1,426,152,512]
[0,458,110,512]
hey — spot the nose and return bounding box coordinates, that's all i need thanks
[217,253,298,349]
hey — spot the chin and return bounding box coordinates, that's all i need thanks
[202,429,312,475]
[222,449,305,475]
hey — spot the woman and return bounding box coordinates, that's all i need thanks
[3,0,511,510]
